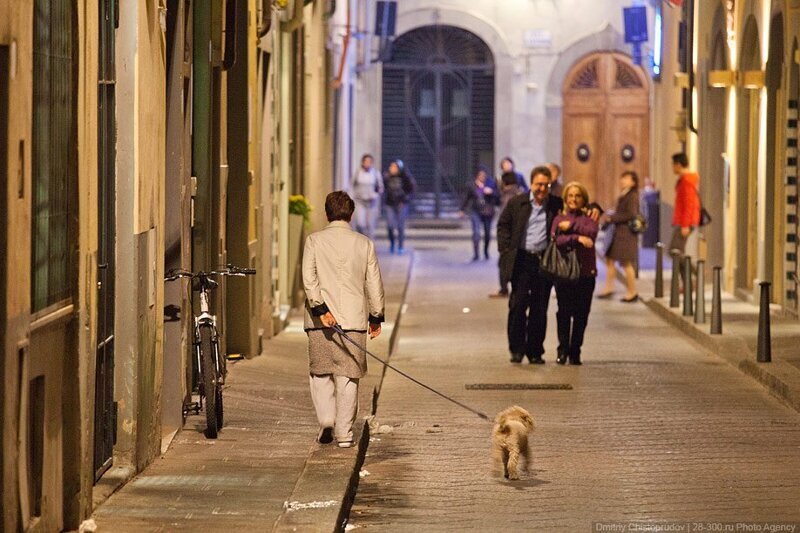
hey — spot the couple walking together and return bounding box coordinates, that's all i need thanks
[497,166,600,366]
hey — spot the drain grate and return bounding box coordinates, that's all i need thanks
[465,383,573,390]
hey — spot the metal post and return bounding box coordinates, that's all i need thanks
[655,242,664,298]
[757,281,772,363]
[710,267,722,334]
[670,252,680,308]
[694,260,705,323]
[682,256,693,316]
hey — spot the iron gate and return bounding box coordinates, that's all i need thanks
[382,25,494,218]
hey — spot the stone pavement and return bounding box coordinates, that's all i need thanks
[91,250,412,533]
[629,248,800,415]
[348,241,800,531]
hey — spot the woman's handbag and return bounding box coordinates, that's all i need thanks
[692,184,712,227]
[540,238,581,282]
[628,213,648,234]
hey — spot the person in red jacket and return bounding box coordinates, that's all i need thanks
[670,153,701,267]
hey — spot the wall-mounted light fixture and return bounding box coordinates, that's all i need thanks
[741,70,764,90]
[708,70,735,88]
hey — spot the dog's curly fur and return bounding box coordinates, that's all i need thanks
[492,405,535,480]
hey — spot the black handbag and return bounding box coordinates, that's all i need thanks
[628,213,648,234]
[693,184,712,227]
[540,237,581,282]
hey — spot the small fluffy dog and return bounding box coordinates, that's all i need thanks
[492,405,535,480]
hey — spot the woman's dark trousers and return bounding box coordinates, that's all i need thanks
[385,203,409,251]
[508,252,553,360]
[555,277,596,362]
[470,212,493,259]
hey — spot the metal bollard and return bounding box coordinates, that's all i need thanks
[710,267,722,334]
[670,252,680,308]
[757,281,772,363]
[682,256,693,317]
[655,242,664,298]
[694,260,705,323]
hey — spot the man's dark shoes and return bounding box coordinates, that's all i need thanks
[509,353,524,363]
[529,356,545,365]
[318,427,334,444]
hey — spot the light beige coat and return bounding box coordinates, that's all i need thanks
[302,221,385,331]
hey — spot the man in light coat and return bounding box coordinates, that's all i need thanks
[302,191,385,448]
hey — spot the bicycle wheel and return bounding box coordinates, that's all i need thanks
[199,325,218,438]
[215,384,224,429]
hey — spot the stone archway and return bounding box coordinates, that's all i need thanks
[561,52,650,210]
[381,25,495,217]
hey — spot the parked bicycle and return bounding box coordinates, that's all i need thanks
[165,264,256,438]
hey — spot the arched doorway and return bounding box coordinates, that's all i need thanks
[382,25,494,218]
[735,16,761,292]
[562,52,650,210]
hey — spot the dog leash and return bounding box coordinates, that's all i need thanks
[331,324,491,422]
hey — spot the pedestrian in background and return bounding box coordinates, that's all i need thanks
[547,162,564,199]
[499,157,529,194]
[383,160,416,254]
[460,165,499,261]
[489,170,526,298]
[302,191,384,448]
[598,171,640,302]
[669,153,701,281]
[551,182,599,365]
[497,166,560,364]
[349,153,383,240]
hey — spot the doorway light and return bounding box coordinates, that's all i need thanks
[741,70,764,89]
[708,70,735,88]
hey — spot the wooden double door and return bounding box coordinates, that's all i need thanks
[562,53,650,210]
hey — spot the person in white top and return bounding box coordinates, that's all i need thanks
[302,191,385,447]
[349,154,384,240]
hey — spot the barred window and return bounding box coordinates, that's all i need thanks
[31,0,78,312]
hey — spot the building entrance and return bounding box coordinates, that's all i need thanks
[382,25,494,218]
[562,52,650,210]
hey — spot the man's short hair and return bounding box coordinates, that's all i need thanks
[325,191,355,222]
[530,165,552,182]
[671,153,689,167]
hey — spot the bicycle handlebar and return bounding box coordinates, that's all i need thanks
[165,265,256,282]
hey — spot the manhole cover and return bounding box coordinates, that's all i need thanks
[465,383,573,390]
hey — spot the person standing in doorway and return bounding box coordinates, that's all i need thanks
[497,166,561,364]
[547,162,564,199]
[460,165,499,261]
[383,160,417,254]
[349,154,384,240]
[302,191,385,448]
[669,153,701,274]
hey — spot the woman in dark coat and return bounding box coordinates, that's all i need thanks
[460,165,498,261]
[551,182,599,365]
[598,171,640,302]
[383,160,416,254]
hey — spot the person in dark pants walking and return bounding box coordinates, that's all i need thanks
[497,166,561,364]
[460,165,499,261]
[551,182,599,365]
[383,160,416,254]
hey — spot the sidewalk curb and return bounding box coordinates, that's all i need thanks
[336,250,416,533]
[644,296,800,414]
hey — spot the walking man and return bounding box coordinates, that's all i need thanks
[669,153,701,273]
[349,154,384,239]
[302,191,385,447]
[497,166,562,364]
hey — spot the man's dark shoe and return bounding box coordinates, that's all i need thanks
[318,427,334,444]
[489,290,509,298]
[556,351,568,365]
[509,353,524,363]
[569,355,582,366]
[529,356,545,365]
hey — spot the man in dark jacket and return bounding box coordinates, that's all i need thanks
[497,166,562,364]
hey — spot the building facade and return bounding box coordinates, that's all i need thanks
[1,0,336,530]
[652,0,800,311]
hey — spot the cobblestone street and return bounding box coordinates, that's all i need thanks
[348,241,800,531]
